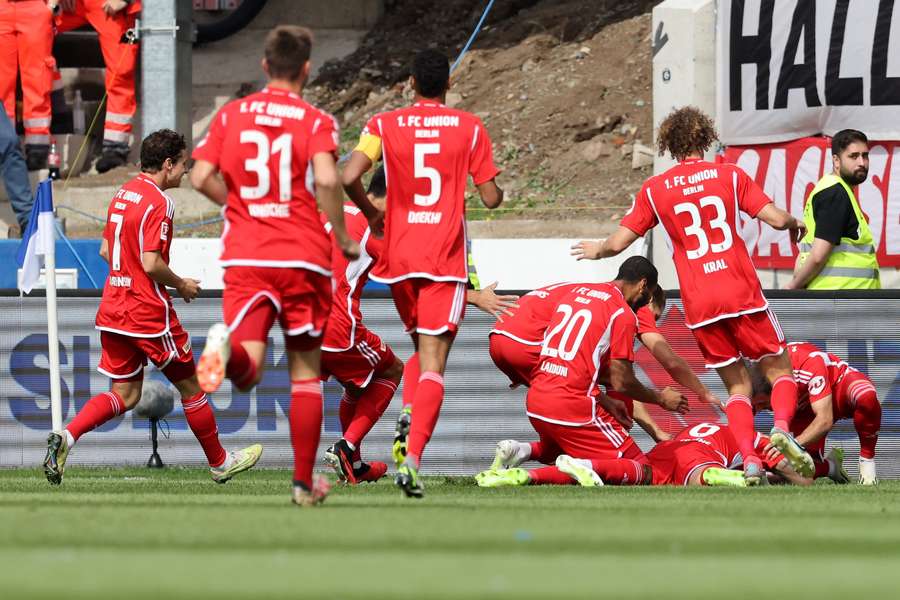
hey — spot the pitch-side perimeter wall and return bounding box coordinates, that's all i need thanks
[1,291,898,479]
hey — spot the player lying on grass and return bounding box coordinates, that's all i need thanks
[477,258,690,487]
[44,130,262,486]
[551,422,814,488]
[190,26,359,507]
[342,50,505,498]
[751,342,881,485]
[572,106,812,485]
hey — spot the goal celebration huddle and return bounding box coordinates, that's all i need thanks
[43,25,882,505]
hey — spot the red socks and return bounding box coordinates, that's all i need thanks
[289,378,323,488]
[725,394,758,464]
[770,375,798,431]
[226,343,257,390]
[528,466,575,485]
[66,391,126,442]
[529,441,555,464]
[590,458,646,485]
[405,371,443,464]
[182,392,227,467]
[401,352,420,409]
[343,378,397,447]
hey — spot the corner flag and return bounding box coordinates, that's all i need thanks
[16,179,55,294]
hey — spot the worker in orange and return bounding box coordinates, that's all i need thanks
[0,0,57,170]
[56,0,139,173]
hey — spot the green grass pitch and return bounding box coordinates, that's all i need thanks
[2,468,899,599]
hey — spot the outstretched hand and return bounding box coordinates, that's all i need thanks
[470,282,519,320]
[570,240,603,261]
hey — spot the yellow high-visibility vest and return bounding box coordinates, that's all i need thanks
[798,173,880,289]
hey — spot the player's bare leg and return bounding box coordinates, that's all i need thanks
[716,361,766,485]
[287,343,330,506]
[45,380,140,485]
[396,332,452,499]
[758,353,814,477]
[170,375,262,483]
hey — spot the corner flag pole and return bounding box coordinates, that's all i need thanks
[46,235,62,432]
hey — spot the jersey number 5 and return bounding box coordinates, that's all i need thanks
[541,304,592,361]
[673,195,733,259]
[414,143,441,206]
[240,131,292,202]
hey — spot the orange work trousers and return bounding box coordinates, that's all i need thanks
[57,0,139,145]
[0,0,54,146]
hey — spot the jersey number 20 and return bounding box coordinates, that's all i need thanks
[541,304,592,361]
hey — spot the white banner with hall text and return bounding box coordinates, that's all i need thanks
[716,0,900,145]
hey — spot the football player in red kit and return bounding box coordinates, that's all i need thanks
[477,258,690,487]
[43,130,262,485]
[752,342,881,485]
[572,106,813,484]
[342,50,504,498]
[190,26,360,506]
[483,284,718,478]
[553,422,810,488]
[320,169,401,485]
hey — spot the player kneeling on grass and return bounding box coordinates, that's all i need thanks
[477,257,691,487]
[751,342,881,485]
[554,422,813,488]
[43,130,262,486]
[320,169,401,484]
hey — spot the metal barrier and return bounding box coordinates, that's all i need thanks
[1,290,898,478]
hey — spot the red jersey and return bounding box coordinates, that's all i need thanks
[788,342,854,419]
[526,283,637,425]
[321,204,384,351]
[669,422,776,469]
[492,281,657,346]
[363,101,499,283]
[491,282,579,345]
[192,87,338,274]
[621,159,772,328]
[95,174,175,337]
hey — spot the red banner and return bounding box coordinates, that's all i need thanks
[718,138,900,269]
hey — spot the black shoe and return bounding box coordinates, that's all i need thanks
[95,143,129,173]
[25,144,49,171]
[323,439,357,484]
[43,431,70,485]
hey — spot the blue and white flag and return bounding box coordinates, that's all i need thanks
[16,180,55,294]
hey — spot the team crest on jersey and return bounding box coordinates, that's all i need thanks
[161,222,169,241]
[808,375,826,396]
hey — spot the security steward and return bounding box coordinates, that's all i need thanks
[786,129,880,290]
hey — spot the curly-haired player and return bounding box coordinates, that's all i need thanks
[572,106,812,484]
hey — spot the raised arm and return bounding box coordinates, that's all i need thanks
[314,152,359,260]
[190,160,228,206]
[571,226,640,261]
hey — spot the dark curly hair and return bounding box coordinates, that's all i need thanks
[656,106,718,160]
[140,129,186,173]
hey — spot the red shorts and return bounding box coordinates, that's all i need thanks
[488,333,541,387]
[646,440,724,486]
[390,278,466,336]
[97,318,194,383]
[320,326,397,388]
[527,415,646,463]
[691,308,785,369]
[223,266,331,350]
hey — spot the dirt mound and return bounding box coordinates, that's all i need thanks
[308,0,659,229]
